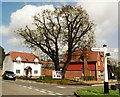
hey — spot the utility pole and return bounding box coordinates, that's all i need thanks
[103,44,109,94]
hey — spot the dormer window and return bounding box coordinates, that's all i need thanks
[16,56,22,63]
[34,58,38,65]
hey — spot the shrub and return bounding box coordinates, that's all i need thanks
[115,66,120,80]
[36,77,90,85]
[84,76,95,81]
[38,76,52,80]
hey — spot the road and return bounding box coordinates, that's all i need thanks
[1,78,103,96]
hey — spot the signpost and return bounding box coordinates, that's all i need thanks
[92,44,110,94]
[92,46,118,93]
[103,44,109,94]
[91,48,104,52]
[92,47,118,53]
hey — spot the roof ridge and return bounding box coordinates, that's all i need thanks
[9,51,31,54]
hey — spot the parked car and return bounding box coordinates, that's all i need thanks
[2,71,16,81]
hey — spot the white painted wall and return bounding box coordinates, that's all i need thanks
[13,62,25,76]
[13,62,42,77]
[3,56,14,73]
[24,62,42,76]
[3,55,42,77]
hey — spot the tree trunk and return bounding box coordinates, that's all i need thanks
[54,57,60,71]
[55,64,60,71]
[62,57,71,79]
[62,46,72,79]
[62,63,69,79]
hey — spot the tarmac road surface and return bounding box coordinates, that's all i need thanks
[1,78,103,96]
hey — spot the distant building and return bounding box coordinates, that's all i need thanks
[0,46,5,68]
[3,51,42,78]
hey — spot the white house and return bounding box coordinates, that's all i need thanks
[3,51,42,78]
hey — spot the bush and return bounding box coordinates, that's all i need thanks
[36,77,90,85]
[38,76,52,80]
[114,66,120,80]
[84,76,95,81]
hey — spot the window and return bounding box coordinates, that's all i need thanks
[98,71,101,75]
[16,70,20,74]
[34,62,38,65]
[16,56,22,63]
[17,61,21,64]
[34,70,38,74]
[98,61,100,66]
[34,58,38,65]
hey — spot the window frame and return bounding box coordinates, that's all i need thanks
[16,69,20,74]
[34,70,38,74]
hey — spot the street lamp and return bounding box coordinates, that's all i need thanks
[103,44,110,94]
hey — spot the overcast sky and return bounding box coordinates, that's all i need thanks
[0,0,119,59]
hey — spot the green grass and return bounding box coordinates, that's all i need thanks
[76,88,120,97]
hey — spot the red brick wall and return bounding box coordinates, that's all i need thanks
[84,69,95,77]
[65,70,96,80]
[65,71,82,80]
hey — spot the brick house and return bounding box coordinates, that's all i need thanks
[64,48,104,81]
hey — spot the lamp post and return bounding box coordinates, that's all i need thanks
[103,44,109,94]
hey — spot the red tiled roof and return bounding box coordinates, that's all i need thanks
[64,49,103,62]
[7,51,41,63]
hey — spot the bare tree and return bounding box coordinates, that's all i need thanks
[18,5,95,78]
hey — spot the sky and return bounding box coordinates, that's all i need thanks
[0,0,119,60]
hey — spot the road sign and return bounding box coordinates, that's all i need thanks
[52,71,62,79]
[91,48,118,52]
[91,48,104,52]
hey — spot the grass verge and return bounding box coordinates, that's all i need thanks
[17,76,91,85]
[76,88,120,97]
[36,76,91,85]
